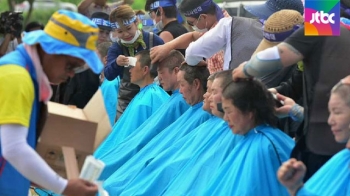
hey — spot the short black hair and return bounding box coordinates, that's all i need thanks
[222,79,277,127]
[145,0,178,18]
[179,0,217,16]
[179,63,210,92]
[135,50,158,78]
[24,21,44,32]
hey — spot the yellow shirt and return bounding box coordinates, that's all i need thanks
[0,65,34,127]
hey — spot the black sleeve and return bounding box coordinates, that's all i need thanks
[275,65,303,101]
[284,26,323,58]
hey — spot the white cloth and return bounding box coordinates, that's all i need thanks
[185,17,232,70]
[0,124,68,194]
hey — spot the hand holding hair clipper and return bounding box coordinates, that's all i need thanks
[270,92,304,121]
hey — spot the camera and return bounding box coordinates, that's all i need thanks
[0,11,24,37]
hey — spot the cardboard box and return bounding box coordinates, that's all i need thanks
[37,89,111,179]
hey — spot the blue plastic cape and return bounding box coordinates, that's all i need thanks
[103,102,211,195]
[201,124,294,196]
[298,148,350,196]
[120,116,243,195]
[100,76,120,126]
[162,124,243,195]
[94,83,169,158]
[97,89,189,180]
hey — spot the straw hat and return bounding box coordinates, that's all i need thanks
[253,9,304,56]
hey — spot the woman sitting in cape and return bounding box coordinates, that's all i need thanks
[278,77,350,196]
[201,79,295,196]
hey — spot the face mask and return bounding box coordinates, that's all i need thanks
[121,30,141,44]
[153,9,164,31]
[192,22,208,33]
[192,15,208,33]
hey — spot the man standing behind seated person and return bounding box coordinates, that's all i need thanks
[146,0,188,55]
[95,50,190,179]
[150,0,229,74]
[94,50,170,156]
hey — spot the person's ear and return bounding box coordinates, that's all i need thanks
[193,78,201,90]
[200,14,208,21]
[143,65,150,76]
[173,67,179,74]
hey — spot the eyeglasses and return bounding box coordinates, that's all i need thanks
[148,9,159,17]
[186,15,201,26]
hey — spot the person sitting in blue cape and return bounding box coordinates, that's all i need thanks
[201,79,295,196]
[97,41,120,126]
[278,78,350,196]
[159,70,245,195]
[103,62,211,195]
[119,70,243,195]
[94,50,169,156]
[96,50,190,180]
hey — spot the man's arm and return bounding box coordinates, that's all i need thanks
[166,31,202,49]
[232,26,319,80]
[150,32,196,63]
[0,34,12,57]
[185,17,230,66]
[109,0,134,9]
[159,31,174,43]
[77,0,93,15]
[232,43,304,80]
[278,43,304,67]
[1,125,68,194]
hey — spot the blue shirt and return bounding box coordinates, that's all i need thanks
[104,31,164,81]
[94,83,169,158]
[202,124,294,196]
[97,89,189,180]
[103,102,211,195]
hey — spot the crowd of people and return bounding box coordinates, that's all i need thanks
[0,0,350,195]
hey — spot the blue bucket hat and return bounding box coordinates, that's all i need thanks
[22,10,103,74]
[244,0,304,20]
